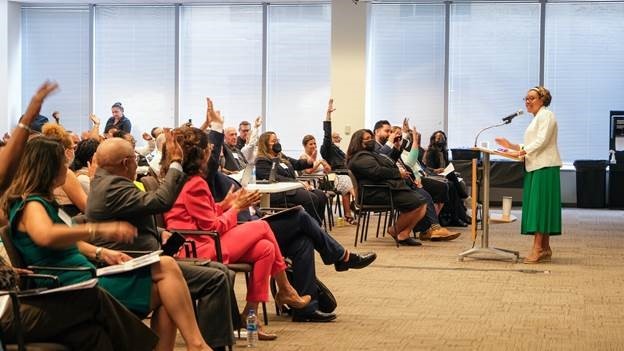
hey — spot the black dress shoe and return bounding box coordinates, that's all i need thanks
[397,237,422,246]
[335,252,377,272]
[292,310,337,323]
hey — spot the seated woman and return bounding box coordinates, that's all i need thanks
[301,134,357,224]
[42,124,87,216]
[162,127,311,339]
[70,138,100,193]
[255,131,327,225]
[423,130,470,227]
[1,136,212,351]
[346,129,427,246]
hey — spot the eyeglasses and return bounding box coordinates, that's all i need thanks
[523,96,538,102]
[239,129,251,133]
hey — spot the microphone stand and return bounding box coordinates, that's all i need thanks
[473,121,509,147]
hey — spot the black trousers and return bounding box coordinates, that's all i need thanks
[178,261,238,348]
[270,188,327,225]
[0,287,158,351]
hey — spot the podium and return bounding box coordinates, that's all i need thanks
[458,147,521,262]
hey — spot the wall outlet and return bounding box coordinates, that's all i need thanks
[344,125,351,135]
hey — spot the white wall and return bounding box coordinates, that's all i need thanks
[0,0,21,134]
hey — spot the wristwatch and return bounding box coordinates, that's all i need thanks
[95,247,103,262]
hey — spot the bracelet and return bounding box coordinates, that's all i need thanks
[87,223,97,241]
[95,247,103,262]
[17,122,33,133]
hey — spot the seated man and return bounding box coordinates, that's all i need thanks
[86,137,237,351]
[222,127,248,173]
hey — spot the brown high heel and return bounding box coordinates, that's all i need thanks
[274,291,311,311]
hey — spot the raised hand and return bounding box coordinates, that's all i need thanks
[21,81,59,125]
[142,132,153,141]
[205,98,223,125]
[164,129,183,163]
[254,116,262,128]
[89,113,100,126]
[411,124,421,147]
[52,111,61,123]
[326,98,336,121]
[402,118,410,133]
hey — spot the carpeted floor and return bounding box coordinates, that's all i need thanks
[173,207,623,350]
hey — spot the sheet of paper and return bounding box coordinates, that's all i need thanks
[97,250,162,277]
[441,162,455,176]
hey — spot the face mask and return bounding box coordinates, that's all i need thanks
[272,142,282,154]
[363,140,375,151]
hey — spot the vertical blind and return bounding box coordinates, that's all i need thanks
[22,7,90,134]
[545,2,624,162]
[94,6,176,138]
[180,5,263,129]
[447,3,541,151]
[266,4,331,155]
[367,4,446,139]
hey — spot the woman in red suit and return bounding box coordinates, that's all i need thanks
[163,126,310,339]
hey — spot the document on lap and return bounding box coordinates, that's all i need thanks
[96,250,162,277]
[441,162,455,176]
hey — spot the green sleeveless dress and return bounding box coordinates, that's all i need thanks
[9,195,152,316]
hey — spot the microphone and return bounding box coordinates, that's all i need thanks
[502,110,524,124]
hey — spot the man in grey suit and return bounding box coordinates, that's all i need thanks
[86,136,237,351]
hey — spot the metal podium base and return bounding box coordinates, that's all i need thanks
[458,247,520,262]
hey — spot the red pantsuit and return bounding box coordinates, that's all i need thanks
[164,175,287,302]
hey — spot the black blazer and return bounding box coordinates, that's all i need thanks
[255,155,311,182]
[320,121,346,170]
[348,151,411,193]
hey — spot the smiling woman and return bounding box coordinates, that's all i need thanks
[495,86,562,264]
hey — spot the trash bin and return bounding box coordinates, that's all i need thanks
[609,163,624,208]
[573,160,608,208]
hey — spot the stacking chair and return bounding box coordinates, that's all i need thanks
[347,170,397,247]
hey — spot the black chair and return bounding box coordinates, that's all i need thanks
[347,170,397,247]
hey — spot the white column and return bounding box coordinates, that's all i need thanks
[331,0,367,149]
[0,0,21,135]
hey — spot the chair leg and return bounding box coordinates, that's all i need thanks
[375,212,383,238]
[362,212,370,243]
[382,211,389,237]
[354,215,360,247]
[262,302,268,326]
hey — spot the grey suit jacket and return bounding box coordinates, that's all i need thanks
[86,167,186,251]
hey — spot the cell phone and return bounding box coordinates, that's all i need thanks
[394,136,402,143]
[162,232,186,256]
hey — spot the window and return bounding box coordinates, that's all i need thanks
[180,5,263,129]
[266,4,331,155]
[94,6,175,137]
[367,4,446,137]
[22,6,90,134]
[545,2,624,162]
[447,3,540,150]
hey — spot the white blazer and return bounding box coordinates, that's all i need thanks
[522,106,562,172]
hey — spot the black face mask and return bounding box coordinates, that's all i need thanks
[363,140,375,151]
[272,142,282,154]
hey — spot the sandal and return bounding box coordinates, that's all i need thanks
[345,216,358,225]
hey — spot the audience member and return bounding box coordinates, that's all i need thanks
[163,126,312,339]
[104,102,131,133]
[86,135,238,350]
[256,131,327,225]
[236,120,251,150]
[1,136,212,351]
[347,129,426,246]
[70,138,100,193]
[222,127,247,172]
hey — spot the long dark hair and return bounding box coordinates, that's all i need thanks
[1,137,65,214]
[70,138,100,171]
[346,129,373,165]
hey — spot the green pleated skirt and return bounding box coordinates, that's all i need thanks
[521,166,562,235]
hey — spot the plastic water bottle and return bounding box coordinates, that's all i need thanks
[246,309,258,348]
[251,166,257,184]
